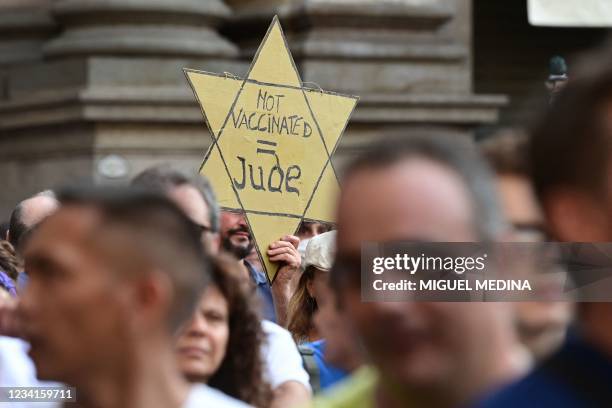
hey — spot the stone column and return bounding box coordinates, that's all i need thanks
[225,0,507,161]
[0,0,55,66]
[0,0,238,217]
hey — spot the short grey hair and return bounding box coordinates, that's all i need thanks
[131,165,220,233]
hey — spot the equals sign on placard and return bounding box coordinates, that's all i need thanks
[256,139,277,156]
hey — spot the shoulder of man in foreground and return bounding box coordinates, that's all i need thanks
[184,384,252,408]
[475,372,583,408]
[476,336,612,408]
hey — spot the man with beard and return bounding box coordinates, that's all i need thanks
[220,210,300,326]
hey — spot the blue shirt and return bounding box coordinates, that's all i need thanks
[477,335,612,408]
[0,270,16,297]
[303,340,349,391]
[17,272,28,291]
[244,261,276,323]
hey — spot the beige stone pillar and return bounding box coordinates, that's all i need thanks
[0,0,55,66]
[0,0,238,217]
[225,0,507,161]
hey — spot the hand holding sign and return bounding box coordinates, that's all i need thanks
[269,235,301,325]
[268,235,301,268]
[185,16,357,282]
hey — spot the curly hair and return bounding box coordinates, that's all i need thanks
[207,253,272,408]
[0,240,21,281]
[287,266,318,343]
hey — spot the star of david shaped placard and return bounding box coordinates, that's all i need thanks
[184,16,358,282]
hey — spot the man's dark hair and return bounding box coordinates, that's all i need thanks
[480,129,530,176]
[8,206,25,249]
[0,222,9,242]
[131,165,220,233]
[341,134,505,240]
[57,185,211,331]
[530,58,612,202]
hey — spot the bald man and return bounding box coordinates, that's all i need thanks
[8,191,59,256]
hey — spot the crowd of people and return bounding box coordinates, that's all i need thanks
[2,47,612,408]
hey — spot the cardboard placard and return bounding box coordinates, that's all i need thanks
[185,16,358,282]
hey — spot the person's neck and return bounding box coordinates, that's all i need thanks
[71,334,190,408]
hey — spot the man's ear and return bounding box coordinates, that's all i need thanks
[132,271,173,328]
[544,188,610,242]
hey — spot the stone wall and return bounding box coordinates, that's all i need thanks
[0,0,506,219]
[473,0,610,129]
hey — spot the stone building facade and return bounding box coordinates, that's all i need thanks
[0,0,606,218]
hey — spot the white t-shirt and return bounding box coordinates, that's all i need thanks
[0,337,62,408]
[261,320,311,392]
[183,384,251,408]
[0,337,38,387]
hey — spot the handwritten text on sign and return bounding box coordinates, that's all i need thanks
[186,15,358,281]
[219,82,327,215]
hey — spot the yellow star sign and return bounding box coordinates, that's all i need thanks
[184,16,358,282]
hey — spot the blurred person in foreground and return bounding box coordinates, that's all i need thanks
[287,231,351,393]
[320,135,529,408]
[176,253,272,407]
[133,165,311,408]
[310,234,364,384]
[479,51,612,407]
[17,186,248,407]
[481,131,573,360]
